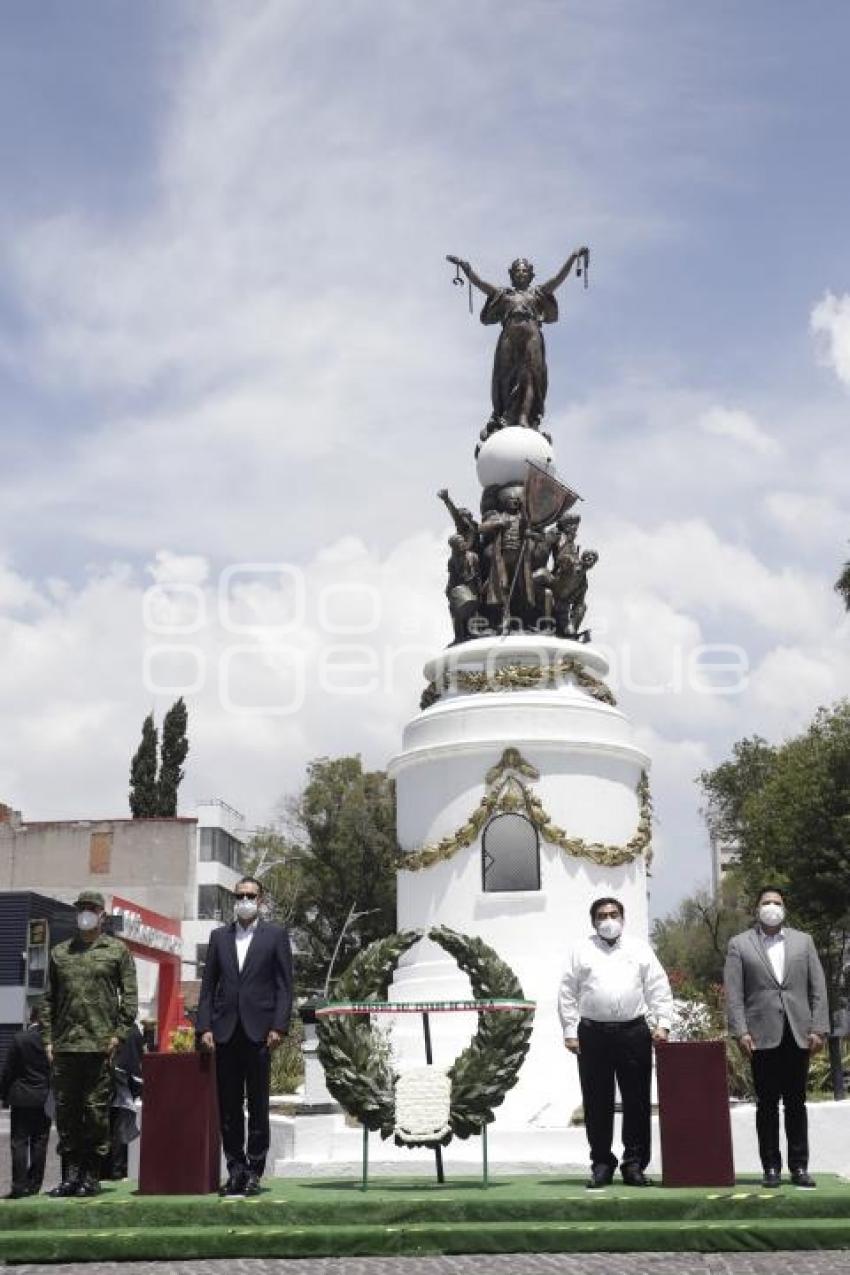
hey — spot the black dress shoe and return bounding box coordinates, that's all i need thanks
[219,1168,247,1197]
[75,1171,102,1197]
[50,1168,81,1198]
[587,1165,615,1189]
[5,1188,27,1200]
[621,1167,650,1187]
[243,1171,262,1197]
[761,1167,782,1188]
[790,1169,816,1189]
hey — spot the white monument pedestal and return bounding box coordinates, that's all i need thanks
[387,634,651,1133]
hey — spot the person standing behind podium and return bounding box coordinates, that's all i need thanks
[558,896,674,1189]
[724,885,828,1190]
[196,876,293,1197]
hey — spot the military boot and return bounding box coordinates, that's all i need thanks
[75,1161,102,1197]
[50,1165,81,1197]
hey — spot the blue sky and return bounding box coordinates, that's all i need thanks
[0,2,848,917]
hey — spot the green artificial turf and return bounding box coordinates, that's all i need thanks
[2,1175,849,1261]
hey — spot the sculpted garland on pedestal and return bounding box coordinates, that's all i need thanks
[398,748,653,874]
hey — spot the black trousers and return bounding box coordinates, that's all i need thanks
[10,1107,51,1194]
[215,1023,271,1177]
[751,1019,810,1172]
[102,1109,129,1180]
[577,1017,652,1171]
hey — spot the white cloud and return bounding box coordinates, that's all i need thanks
[148,551,210,586]
[596,516,830,639]
[632,726,715,913]
[762,490,849,550]
[747,642,849,732]
[811,291,850,388]
[0,562,43,612]
[0,533,447,825]
[698,407,780,457]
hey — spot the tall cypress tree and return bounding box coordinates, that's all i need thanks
[157,697,190,816]
[129,713,159,817]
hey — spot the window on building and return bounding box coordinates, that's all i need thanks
[199,827,243,871]
[26,920,48,992]
[197,884,236,920]
[89,831,113,874]
[481,813,540,893]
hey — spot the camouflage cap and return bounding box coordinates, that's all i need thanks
[73,889,106,910]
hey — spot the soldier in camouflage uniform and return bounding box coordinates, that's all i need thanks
[41,889,138,1197]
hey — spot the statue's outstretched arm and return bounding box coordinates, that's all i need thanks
[446,255,497,297]
[540,246,589,294]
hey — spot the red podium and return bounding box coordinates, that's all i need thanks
[139,1052,221,1194]
[655,1040,735,1187]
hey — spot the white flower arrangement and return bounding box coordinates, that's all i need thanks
[394,1066,452,1145]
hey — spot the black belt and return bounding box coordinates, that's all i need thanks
[580,1016,646,1030]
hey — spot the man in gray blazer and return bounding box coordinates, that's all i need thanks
[724,885,829,1189]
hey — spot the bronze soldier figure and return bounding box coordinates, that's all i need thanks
[438,488,479,555]
[446,533,481,645]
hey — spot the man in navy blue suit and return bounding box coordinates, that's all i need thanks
[196,876,293,1196]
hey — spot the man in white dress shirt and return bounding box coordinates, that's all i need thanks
[724,885,828,1189]
[558,896,674,1188]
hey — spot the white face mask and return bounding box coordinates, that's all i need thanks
[77,910,100,932]
[235,898,259,923]
[759,902,785,928]
[596,917,623,941]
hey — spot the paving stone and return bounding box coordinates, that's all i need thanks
[8,1256,850,1274]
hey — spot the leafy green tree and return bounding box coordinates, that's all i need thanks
[699,702,850,1098]
[129,713,159,817]
[731,704,850,1014]
[243,827,303,929]
[157,697,190,816]
[698,736,778,855]
[247,756,398,995]
[652,879,750,999]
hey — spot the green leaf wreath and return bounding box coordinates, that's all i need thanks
[315,927,535,1143]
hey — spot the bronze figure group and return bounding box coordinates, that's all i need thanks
[439,488,597,643]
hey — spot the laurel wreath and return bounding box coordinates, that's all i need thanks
[315,926,535,1143]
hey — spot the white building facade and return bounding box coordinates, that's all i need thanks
[181,798,248,982]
